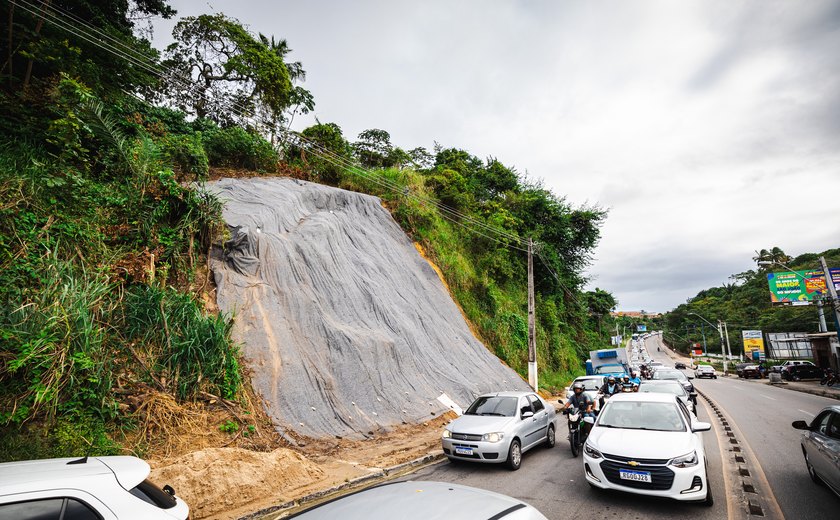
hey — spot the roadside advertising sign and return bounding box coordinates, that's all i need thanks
[637,324,647,332]
[742,330,765,357]
[766,269,840,304]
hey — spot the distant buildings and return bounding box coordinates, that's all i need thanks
[610,311,662,319]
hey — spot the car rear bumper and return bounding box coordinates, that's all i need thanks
[584,454,707,501]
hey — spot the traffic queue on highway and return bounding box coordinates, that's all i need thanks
[439,331,840,515]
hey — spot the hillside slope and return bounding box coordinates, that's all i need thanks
[209,177,529,439]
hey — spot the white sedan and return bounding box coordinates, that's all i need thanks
[582,393,714,505]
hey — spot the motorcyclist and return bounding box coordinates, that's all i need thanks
[620,374,638,392]
[564,382,595,417]
[598,376,621,408]
[629,371,642,386]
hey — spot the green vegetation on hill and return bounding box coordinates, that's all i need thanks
[661,248,840,356]
[0,1,616,459]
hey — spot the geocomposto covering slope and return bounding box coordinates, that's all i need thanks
[208,178,529,439]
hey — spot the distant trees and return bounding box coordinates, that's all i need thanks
[752,247,792,268]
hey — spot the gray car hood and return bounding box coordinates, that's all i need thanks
[447,414,516,434]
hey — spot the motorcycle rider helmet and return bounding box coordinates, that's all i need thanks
[572,382,584,392]
[607,376,616,383]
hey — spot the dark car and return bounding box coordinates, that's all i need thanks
[741,365,762,379]
[735,362,752,377]
[792,405,840,497]
[782,364,824,381]
[675,362,687,369]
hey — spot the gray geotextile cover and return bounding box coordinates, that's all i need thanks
[208,178,529,439]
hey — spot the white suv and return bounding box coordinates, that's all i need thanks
[0,456,189,520]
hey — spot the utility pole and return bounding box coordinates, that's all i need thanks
[527,239,537,391]
[700,324,708,355]
[723,321,733,372]
[819,256,840,341]
[716,320,727,375]
[817,299,828,332]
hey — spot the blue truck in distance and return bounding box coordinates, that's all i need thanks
[585,347,630,378]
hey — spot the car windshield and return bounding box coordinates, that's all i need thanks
[595,366,622,375]
[638,382,685,396]
[653,370,687,382]
[575,379,602,391]
[598,401,686,432]
[464,396,518,417]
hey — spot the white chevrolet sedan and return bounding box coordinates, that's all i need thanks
[582,393,714,505]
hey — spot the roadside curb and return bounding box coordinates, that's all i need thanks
[764,381,840,400]
[238,451,446,519]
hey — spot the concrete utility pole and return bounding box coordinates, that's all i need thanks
[819,256,840,341]
[527,239,537,391]
[716,320,728,375]
[723,321,733,372]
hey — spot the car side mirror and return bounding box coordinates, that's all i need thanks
[689,392,698,398]
[792,420,809,430]
[687,376,694,380]
[522,411,534,419]
[583,416,595,425]
[692,421,712,432]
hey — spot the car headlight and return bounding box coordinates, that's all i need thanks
[442,429,452,439]
[670,451,698,468]
[482,432,504,443]
[583,442,602,459]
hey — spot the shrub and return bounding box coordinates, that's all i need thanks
[159,133,209,180]
[203,126,278,172]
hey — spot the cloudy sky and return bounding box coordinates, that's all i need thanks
[153,1,840,312]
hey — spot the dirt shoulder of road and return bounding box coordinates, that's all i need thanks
[148,412,456,520]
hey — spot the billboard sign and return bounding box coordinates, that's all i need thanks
[742,330,765,357]
[767,268,840,304]
[637,324,647,332]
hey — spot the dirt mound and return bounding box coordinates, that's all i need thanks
[208,178,529,440]
[150,447,323,519]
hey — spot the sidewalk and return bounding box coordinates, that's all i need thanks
[765,379,840,400]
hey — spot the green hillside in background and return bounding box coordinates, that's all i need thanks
[660,247,840,356]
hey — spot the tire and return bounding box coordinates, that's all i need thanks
[507,439,522,471]
[570,429,581,458]
[702,477,714,507]
[805,452,822,485]
[545,424,556,449]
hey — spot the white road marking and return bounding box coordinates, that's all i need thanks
[798,409,814,417]
[759,394,776,400]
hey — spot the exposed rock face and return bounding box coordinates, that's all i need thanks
[209,178,529,439]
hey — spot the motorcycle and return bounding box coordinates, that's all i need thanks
[820,368,837,387]
[562,406,586,457]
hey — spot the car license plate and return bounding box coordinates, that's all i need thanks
[455,447,473,456]
[619,469,652,483]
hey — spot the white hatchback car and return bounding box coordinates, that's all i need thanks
[582,393,713,505]
[0,456,189,520]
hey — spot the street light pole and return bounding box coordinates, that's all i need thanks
[819,256,840,339]
[723,321,733,372]
[689,312,729,375]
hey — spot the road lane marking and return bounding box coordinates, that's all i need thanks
[797,409,814,417]
[701,391,785,519]
[759,394,776,400]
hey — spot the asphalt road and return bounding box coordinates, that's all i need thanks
[409,396,726,519]
[649,334,840,519]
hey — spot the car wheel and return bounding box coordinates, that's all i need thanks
[805,452,822,485]
[507,439,522,471]
[702,477,714,507]
[545,424,556,449]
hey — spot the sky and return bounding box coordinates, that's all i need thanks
[152,0,840,312]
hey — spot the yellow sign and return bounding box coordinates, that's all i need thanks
[742,330,765,356]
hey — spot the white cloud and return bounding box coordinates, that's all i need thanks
[155,0,840,311]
